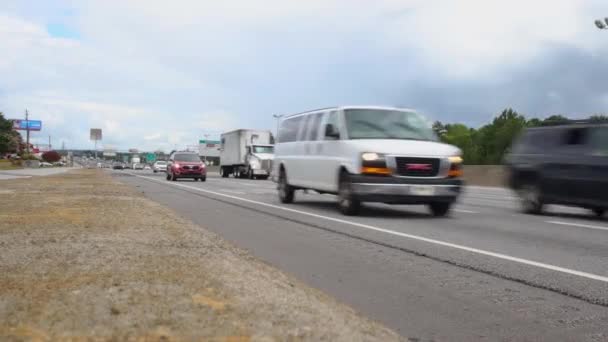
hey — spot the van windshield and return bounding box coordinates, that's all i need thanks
[344,109,437,141]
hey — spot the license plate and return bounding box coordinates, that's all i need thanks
[410,185,435,196]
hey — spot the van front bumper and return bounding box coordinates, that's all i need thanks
[350,175,463,204]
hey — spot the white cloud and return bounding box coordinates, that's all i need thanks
[1,0,607,151]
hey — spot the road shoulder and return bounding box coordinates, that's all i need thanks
[0,169,401,341]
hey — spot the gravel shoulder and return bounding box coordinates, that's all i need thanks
[0,169,401,341]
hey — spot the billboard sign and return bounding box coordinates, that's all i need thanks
[12,119,42,131]
[90,128,102,141]
[199,140,221,157]
[103,149,117,157]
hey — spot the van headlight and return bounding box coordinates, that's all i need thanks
[448,156,463,177]
[361,152,390,176]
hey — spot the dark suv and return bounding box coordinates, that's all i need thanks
[505,124,608,216]
[167,151,206,182]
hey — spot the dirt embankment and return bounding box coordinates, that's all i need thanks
[0,170,401,341]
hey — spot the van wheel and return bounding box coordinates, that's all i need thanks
[278,169,295,203]
[338,172,361,216]
[520,183,543,214]
[429,202,451,217]
[220,167,229,178]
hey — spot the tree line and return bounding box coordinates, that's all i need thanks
[432,108,608,165]
[0,112,23,156]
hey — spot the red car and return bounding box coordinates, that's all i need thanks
[166,151,206,182]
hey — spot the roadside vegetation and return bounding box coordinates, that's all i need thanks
[433,108,608,164]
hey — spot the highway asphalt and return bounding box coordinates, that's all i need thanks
[114,170,608,341]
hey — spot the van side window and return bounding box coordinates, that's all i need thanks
[279,116,303,143]
[305,113,323,141]
[297,115,311,141]
[325,111,340,140]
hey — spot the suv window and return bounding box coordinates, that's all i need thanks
[563,127,588,146]
[589,127,608,153]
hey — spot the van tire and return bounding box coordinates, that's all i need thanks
[338,172,361,216]
[278,169,294,203]
[429,202,451,217]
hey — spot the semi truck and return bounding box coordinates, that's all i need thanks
[219,129,274,179]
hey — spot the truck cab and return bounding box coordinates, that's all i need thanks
[219,129,275,179]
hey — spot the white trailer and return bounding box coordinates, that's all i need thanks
[219,129,274,179]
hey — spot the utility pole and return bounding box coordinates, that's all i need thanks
[25,109,30,154]
[203,133,210,163]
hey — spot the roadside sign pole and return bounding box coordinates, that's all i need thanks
[25,109,30,154]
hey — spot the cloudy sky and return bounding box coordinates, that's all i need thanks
[1,0,607,151]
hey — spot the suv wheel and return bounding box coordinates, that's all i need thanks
[592,208,605,217]
[171,172,177,182]
[166,173,171,181]
[200,176,206,182]
[429,202,451,217]
[520,183,543,214]
[338,172,361,216]
[278,169,295,203]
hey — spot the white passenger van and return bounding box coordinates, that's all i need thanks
[273,106,464,216]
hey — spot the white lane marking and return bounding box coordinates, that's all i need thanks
[465,185,512,192]
[453,209,479,214]
[547,220,608,232]
[219,189,247,195]
[128,173,608,283]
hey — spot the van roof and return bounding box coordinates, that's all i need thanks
[282,105,418,119]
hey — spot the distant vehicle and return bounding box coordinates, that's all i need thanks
[273,106,464,216]
[143,164,151,170]
[133,163,144,170]
[167,151,206,181]
[152,161,167,173]
[506,123,608,216]
[219,129,274,179]
[40,162,53,167]
[131,156,141,165]
[112,162,125,170]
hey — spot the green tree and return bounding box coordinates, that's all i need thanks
[541,115,569,126]
[0,112,22,155]
[589,115,608,123]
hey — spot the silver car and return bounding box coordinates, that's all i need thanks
[152,161,167,173]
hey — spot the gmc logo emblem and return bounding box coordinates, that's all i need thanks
[405,163,432,171]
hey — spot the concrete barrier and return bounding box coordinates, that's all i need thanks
[462,165,507,187]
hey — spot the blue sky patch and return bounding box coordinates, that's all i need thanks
[47,23,79,39]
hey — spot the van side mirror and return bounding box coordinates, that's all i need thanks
[325,124,339,139]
